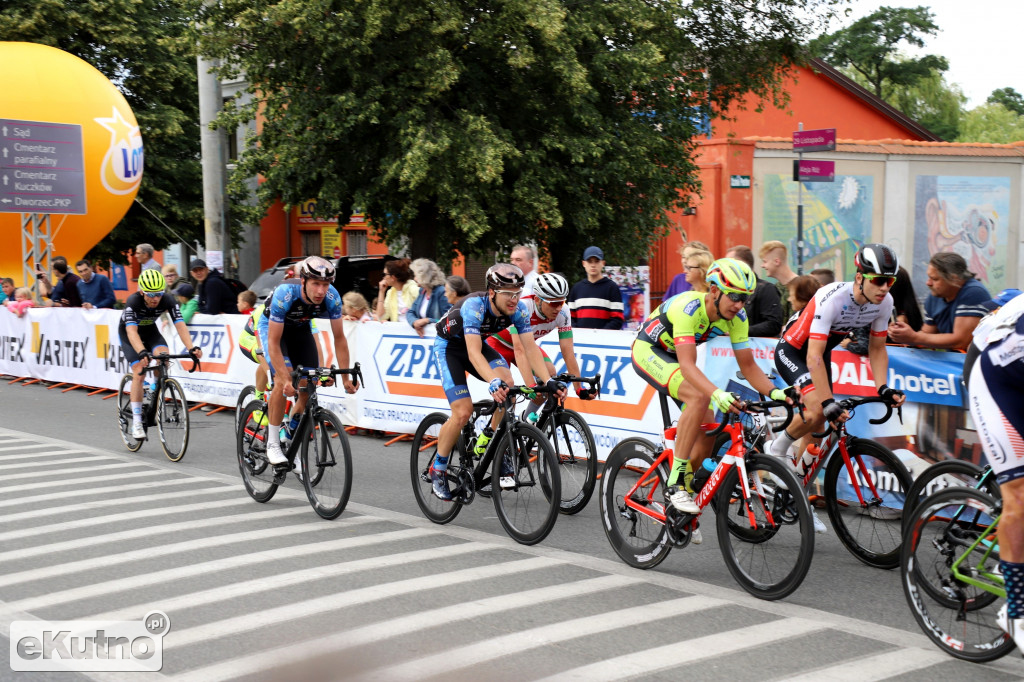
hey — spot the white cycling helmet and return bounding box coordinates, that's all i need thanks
[533,273,569,301]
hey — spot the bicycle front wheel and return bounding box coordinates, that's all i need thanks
[902,460,997,536]
[491,422,560,545]
[824,438,911,569]
[543,409,597,515]
[236,402,278,503]
[157,379,190,462]
[901,486,1013,662]
[716,454,814,600]
[235,384,256,430]
[116,374,143,452]
[410,413,463,524]
[301,408,353,520]
[598,438,672,570]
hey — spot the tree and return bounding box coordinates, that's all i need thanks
[887,68,965,141]
[958,103,1024,144]
[987,87,1024,117]
[0,0,205,264]
[812,5,948,99]
[197,0,839,272]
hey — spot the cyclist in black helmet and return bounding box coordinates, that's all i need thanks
[430,263,567,500]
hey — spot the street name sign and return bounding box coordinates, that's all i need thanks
[0,119,87,214]
[793,159,835,182]
[792,128,836,153]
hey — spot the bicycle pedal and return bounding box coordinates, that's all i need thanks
[272,463,290,484]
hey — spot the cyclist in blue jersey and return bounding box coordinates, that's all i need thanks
[257,256,358,468]
[430,264,567,500]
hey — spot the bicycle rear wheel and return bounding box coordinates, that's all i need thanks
[598,438,672,570]
[902,460,998,535]
[543,409,597,515]
[491,422,560,545]
[716,454,814,600]
[824,439,911,569]
[901,487,1013,662]
[301,408,353,520]
[157,378,190,462]
[410,412,463,524]
[235,384,256,430]
[236,402,278,503]
[116,374,144,452]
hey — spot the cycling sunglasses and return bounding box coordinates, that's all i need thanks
[143,291,164,298]
[494,289,522,298]
[863,274,896,288]
[725,292,750,303]
[538,297,566,306]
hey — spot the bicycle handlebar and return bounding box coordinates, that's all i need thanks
[290,363,363,392]
[704,399,795,437]
[151,352,201,373]
[551,373,601,398]
[812,394,902,438]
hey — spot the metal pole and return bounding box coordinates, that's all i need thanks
[197,52,224,269]
[796,123,804,275]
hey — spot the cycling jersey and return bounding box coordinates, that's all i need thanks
[118,292,183,331]
[782,281,893,352]
[259,280,342,328]
[487,296,570,363]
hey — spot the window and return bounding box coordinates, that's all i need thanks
[347,230,367,256]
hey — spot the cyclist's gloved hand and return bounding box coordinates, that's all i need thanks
[137,349,151,361]
[576,384,597,400]
[821,398,845,423]
[710,389,736,413]
[770,386,801,404]
[488,378,506,395]
[877,384,903,402]
[546,379,567,396]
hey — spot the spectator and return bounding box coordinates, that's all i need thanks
[684,250,714,294]
[135,243,160,271]
[237,290,257,315]
[37,257,82,307]
[175,283,198,323]
[663,240,712,300]
[189,258,237,315]
[406,258,451,337]
[342,291,374,322]
[375,258,419,322]
[568,246,624,329]
[847,266,922,355]
[162,264,184,295]
[0,278,12,304]
[445,275,470,304]
[759,240,798,320]
[725,245,784,337]
[810,268,835,286]
[75,260,116,309]
[5,287,35,317]
[889,252,990,351]
[510,244,538,297]
[786,275,821,317]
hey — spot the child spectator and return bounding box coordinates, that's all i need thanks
[237,290,257,315]
[342,291,374,322]
[176,283,199,323]
[5,288,36,317]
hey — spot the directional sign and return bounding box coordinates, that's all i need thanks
[0,119,87,214]
[792,128,836,153]
[793,159,835,183]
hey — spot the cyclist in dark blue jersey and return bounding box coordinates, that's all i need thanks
[430,263,566,500]
[256,256,358,467]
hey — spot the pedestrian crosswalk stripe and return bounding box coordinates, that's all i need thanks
[3,455,110,470]
[0,442,58,454]
[15,522,416,614]
[163,556,561,650]
[0,468,165,494]
[783,648,948,681]
[0,446,86,457]
[176,574,643,682]
[0,484,236,521]
[0,461,147,482]
[534,617,822,681]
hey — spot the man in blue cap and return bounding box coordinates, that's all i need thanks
[568,245,624,329]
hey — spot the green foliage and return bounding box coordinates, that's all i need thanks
[812,5,947,99]
[958,103,1024,144]
[198,0,838,272]
[987,88,1024,117]
[0,0,205,264]
[886,69,965,141]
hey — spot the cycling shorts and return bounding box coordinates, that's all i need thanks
[257,324,318,377]
[434,337,507,403]
[631,338,691,403]
[119,326,168,368]
[968,348,1024,485]
[774,338,833,395]
[239,330,261,365]
[484,336,551,376]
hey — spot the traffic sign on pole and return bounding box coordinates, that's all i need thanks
[793,159,835,183]
[792,128,836,153]
[0,119,87,215]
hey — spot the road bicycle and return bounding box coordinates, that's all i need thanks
[529,373,601,515]
[410,383,561,545]
[779,394,912,569]
[116,351,200,461]
[599,391,813,600]
[236,364,361,520]
[901,485,1015,661]
[902,460,1000,535]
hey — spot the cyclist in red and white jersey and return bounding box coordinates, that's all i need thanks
[770,244,906,471]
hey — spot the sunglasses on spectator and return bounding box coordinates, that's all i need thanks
[143,291,164,298]
[864,274,896,287]
[725,292,750,303]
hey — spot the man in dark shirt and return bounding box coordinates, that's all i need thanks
[189,258,238,314]
[568,246,624,330]
[76,260,116,309]
[726,245,783,337]
[37,257,82,307]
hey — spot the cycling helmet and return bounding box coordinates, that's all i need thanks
[705,258,756,295]
[854,244,899,277]
[298,256,336,282]
[533,273,569,301]
[485,263,525,290]
[138,269,166,294]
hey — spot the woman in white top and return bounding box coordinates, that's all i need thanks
[375,258,420,322]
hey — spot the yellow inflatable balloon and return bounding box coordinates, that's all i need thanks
[0,42,143,286]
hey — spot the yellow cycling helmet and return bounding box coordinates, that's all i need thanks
[138,269,166,294]
[705,258,756,295]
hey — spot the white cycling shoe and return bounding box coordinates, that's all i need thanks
[997,604,1024,655]
[131,422,146,440]
[666,485,700,515]
[266,441,288,465]
[811,511,827,534]
[293,456,304,481]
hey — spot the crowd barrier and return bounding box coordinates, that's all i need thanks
[0,308,976,476]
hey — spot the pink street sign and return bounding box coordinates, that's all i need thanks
[792,128,836,152]
[793,159,835,182]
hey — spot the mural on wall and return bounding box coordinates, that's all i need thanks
[762,174,874,279]
[913,175,1009,294]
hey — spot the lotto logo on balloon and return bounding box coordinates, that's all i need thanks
[94,107,144,195]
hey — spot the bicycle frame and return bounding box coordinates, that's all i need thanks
[796,413,888,507]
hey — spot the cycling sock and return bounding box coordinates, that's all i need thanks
[1002,561,1024,618]
[288,415,301,432]
[254,390,264,401]
[131,402,142,424]
[268,423,281,446]
[769,430,796,460]
[433,453,449,471]
[667,456,690,488]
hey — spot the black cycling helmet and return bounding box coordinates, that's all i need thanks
[298,256,336,282]
[854,244,899,277]
[485,263,525,290]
